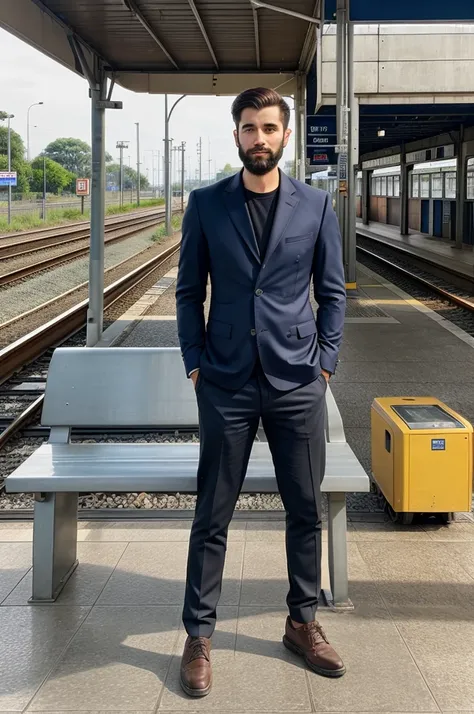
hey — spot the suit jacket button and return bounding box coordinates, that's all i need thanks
[255,289,263,296]
[250,329,257,336]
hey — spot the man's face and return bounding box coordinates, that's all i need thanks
[234,105,291,176]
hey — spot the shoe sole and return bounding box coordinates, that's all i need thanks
[283,635,346,678]
[180,673,212,697]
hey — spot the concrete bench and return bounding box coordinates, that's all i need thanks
[5,347,370,609]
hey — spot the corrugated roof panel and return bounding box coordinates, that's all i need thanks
[41,0,317,71]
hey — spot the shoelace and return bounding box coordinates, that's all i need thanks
[303,621,329,648]
[188,637,210,662]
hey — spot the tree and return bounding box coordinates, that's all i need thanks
[106,163,150,191]
[30,157,76,195]
[222,163,234,175]
[0,121,31,193]
[43,138,90,176]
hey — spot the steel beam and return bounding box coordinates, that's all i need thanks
[187,0,219,69]
[122,0,179,69]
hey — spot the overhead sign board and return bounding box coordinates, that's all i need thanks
[307,115,337,166]
[0,171,17,187]
[325,0,473,21]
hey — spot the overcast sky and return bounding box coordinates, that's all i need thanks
[0,28,296,183]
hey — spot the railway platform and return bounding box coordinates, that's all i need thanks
[1,261,474,711]
[357,220,474,282]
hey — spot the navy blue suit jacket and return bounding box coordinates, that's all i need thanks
[176,169,346,391]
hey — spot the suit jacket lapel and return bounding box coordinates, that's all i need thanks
[223,172,261,263]
[264,171,299,264]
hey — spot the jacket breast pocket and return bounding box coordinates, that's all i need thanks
[207,319,232,339]
[285,232,313,244]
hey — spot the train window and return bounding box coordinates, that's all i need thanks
[380,176,387,196]
[375,177,381,196]
[420,174,430,198]
[431,173,443,199]
[411,174,419,198]
[445,172,456,199]
[393,175,400,197]
[467,172,474,200]
[371,177,376,195]
[387,176,394,197]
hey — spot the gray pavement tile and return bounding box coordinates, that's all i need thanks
[306,605,438,713]
[356,541,474,610]
[27,605,180,712]
[77,519,245,543]
[351,521,432,541]
[3,542,128,607]
[240,542,383,610]
[0,606,90,711]
[438,541,474,580]
[160,606,312,712]
[391,604,474,711]
[95,541,243,606]
[0,543,32,605]
[334,361,474,383]
[424,522,474,541]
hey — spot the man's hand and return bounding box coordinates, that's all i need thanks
[321,369,331,383]
[190,370,200,389]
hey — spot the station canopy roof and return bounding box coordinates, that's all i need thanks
[1,0,322,95]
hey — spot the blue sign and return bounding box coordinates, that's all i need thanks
[431,439,446,451]
[325,0,473,21]
[0,172,17,187]
[306,115,337,166]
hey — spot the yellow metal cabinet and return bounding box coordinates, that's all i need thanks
[371,397,472,524]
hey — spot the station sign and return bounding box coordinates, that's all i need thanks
[306,115,337,166]
[0,171,17,187]
[76,178,90,196]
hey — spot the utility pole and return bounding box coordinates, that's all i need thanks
[197,137,202,187]
[116,141,129,206]
[42,154,47,221]
[135,122,140,205]
[179,141,186,211]
[7,114,14,225]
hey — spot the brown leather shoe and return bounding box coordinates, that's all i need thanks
[180,635,212,697]
[283,617,346,677]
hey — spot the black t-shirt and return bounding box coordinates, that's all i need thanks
[244,184,279,260]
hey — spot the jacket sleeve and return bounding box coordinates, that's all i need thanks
[312,192,347,374]
[175,190,209,376]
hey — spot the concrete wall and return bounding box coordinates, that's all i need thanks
[321,25,474,96]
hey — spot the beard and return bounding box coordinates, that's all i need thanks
[238,139,284,176]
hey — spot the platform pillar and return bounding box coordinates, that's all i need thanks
[362,170,370,225]
[295,73,306,183]
[400,149,410,236]
[455,127,467,249]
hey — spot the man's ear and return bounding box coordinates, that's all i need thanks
[233,128,239,148]
[283,128,292,148]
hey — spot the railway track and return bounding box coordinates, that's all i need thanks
[0,209,167,286]
[356,232,474,317]
[0,238,181,456]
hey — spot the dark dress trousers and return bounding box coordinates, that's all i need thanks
[176,169,346,637]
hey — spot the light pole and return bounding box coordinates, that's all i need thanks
[135,122,141,205]
[27,102,43,162]
[42,154,47,221]
[164,94,186,235]
[116,141,129,206]
[5,113,14,225]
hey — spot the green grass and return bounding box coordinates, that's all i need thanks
[0,198,165,234]
[151,213,183,242]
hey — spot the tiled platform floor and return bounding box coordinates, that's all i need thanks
[1,517,474,713]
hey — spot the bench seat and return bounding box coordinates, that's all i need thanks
[5,441,369,494]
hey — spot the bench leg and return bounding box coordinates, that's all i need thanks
[323,492,353,612]
[29,492,79,603]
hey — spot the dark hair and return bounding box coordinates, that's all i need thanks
[231,87,290,130]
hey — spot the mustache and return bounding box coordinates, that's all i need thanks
[250,148,270,154]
